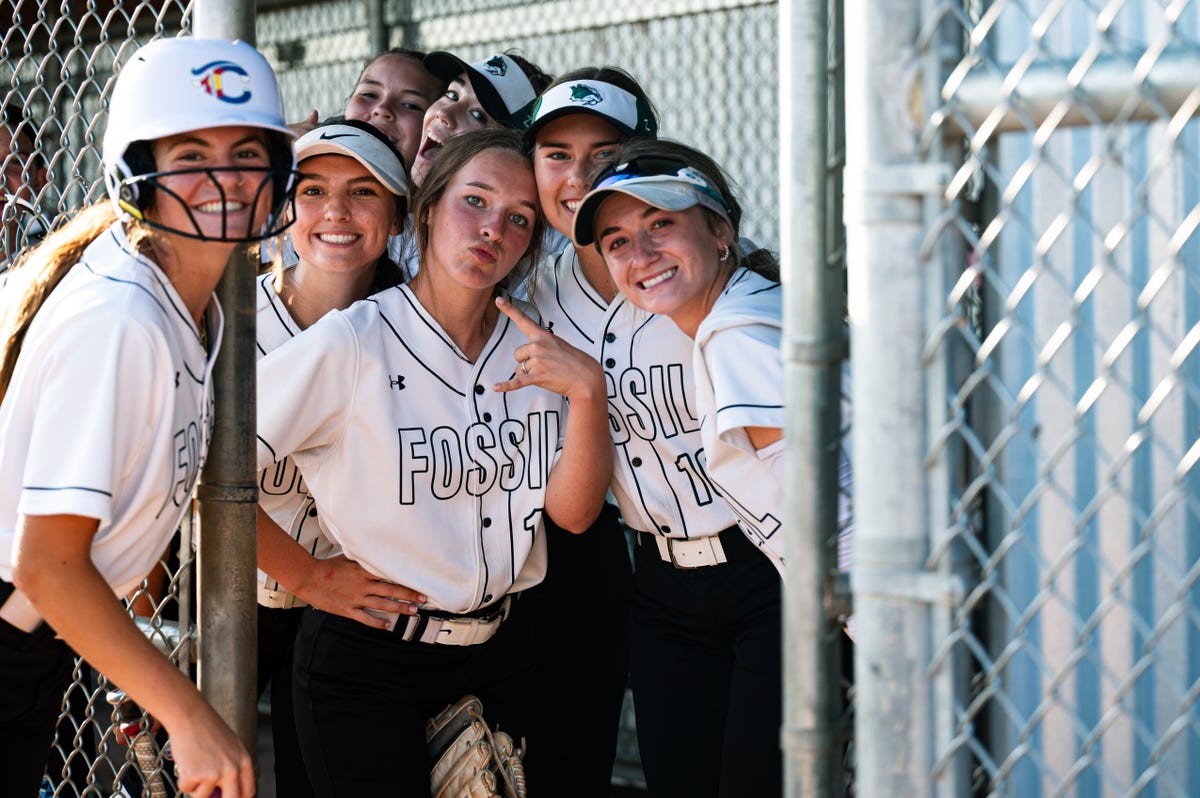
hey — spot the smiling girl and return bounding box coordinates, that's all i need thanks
[520,66,659,796]
[254,118,413,798]
[572,138,786,797]
[0,37,295,798]
[410,51,551,187]
[341,49,444,175]
[576,139,784,569]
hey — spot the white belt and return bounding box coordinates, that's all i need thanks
[0,588,43,633]
[646,532,729,569]
[257,585,308,610]
[366,595,512,646]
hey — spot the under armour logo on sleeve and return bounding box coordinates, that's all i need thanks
[390,375,406,390]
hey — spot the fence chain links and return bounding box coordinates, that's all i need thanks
[926,0,1200,792]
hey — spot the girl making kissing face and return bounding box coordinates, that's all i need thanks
[414,140,537,302]
[254,129,610,794]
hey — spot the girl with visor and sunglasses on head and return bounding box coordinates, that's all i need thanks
[571,140,786,798]
[0,37,296,798]
[519,65,659,796]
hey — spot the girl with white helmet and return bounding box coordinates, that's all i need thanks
[253,117,417,797]
[572,137,786,797]
[0,36,295,798]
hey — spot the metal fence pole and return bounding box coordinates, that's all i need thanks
[844,0,940,791]
[192,0,260,760]
[365,0,387,56]
[779,0,842,795]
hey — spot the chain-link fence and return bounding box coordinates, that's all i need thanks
[849,0,1200,790]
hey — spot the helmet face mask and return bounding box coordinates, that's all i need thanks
[113,162,296,243]
[102,37,298,242]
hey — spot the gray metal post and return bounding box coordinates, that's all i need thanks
[844,0,938,791]
[779,0,842,794]
[395,0,418,51]
[192,1,260,759]
[365,0,387,56]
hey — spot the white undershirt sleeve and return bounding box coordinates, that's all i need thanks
[703,322,784,450]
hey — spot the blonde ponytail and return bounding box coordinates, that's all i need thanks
[0,204,128,403]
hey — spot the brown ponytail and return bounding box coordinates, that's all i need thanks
[739,245,781,283]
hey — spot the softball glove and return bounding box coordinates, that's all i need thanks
[427,695,527,798]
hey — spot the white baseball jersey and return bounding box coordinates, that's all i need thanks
[529,247,738,540]
[255,269,338,596]
[255,284,562,614]
[0,221,221,604]
[693,267,784,573]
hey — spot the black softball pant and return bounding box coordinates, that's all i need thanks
[258,604,314,798]
[292,593,535,797]
[629,531,783,798]
[0,580,75,796]
[525,503,633,796]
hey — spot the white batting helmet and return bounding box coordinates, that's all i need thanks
[102,37,297,242]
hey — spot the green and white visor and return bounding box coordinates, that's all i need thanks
[524,80,658,143]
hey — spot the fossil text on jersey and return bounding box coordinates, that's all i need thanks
[397,410,562,503]
[606,363,701,444]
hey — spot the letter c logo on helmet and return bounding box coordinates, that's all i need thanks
[191,60,252,105]
[101,37,299,243]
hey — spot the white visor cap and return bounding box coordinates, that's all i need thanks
[294,124,408,196]
[574,168,733,247]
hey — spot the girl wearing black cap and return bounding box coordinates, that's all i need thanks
[410,50,552,187]
[571,137,786,798]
